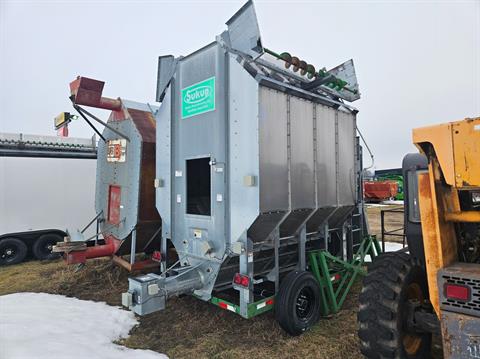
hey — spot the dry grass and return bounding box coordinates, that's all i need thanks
[0,207,408,358]
[0,258,363,358]
[121,281,363,359]
[0,258,128,305]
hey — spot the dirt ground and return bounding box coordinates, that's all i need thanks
[1,205,438,359]
[366,204,405,244]
[0,259,362,358]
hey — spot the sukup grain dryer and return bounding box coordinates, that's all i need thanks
[121,1,380,335]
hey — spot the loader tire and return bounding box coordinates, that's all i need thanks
[357,252,431,359]
[275,270,321,336]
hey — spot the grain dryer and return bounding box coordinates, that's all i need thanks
[123,1,379,335]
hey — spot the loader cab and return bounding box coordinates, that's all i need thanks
[402,153,428,265]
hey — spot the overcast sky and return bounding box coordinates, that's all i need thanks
[0,0,479,169]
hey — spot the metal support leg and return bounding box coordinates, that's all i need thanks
[298,225,306,270]
[346,217,353,262]
[239,234,254,318]
[130,229,137,265]
[323,222,329,251]
[381,210,386,253]
[161,234,168,274]
[95,218,100,245]
[273,227,280,293]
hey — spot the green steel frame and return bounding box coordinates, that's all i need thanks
[210,236,381,319]
[308,235,381,316]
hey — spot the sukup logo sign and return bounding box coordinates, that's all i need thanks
[181,77,215,119]
[184,86,211,105]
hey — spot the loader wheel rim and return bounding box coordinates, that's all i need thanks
[295,287,314,321]
[403,282,423,355]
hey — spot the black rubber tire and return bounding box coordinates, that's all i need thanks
[32,233,62,260]
[0,237,28,265]
[358,252,432,359]
[275,270,321,336]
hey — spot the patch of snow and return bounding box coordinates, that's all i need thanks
[381,200,404,206]
[366,200,404,207]
[365,203,389,208]
[383,242,405,252]
[365,241,406,262]
[0,292,167,359]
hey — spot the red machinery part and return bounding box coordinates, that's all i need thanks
[363,181,399,201]
[64,76,161,269]
[69,76,122,112]
[65,236,122,265]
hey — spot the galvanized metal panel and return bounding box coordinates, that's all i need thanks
[306,207,337,232]
[337,111,356,205]
[225,0,262,57]
[156,85,172,238]
[156,55,176,102]
[228,56,260,244]
[96,118,141,241]
[258,86,288,212]
[174,44,220,257]
[290,96,315,209]
[168,43,226,299]
[327,59,360,102]
[316,104,338,206]
[279,209,313,237]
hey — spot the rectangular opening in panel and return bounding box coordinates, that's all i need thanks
[186,157,211,216]
[107,185,121,224]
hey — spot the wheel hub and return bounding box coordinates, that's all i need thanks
[2,247,15,259]
[296,288,314,320]
[403,282,424,355]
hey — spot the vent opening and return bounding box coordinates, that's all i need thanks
[186,157,211,216]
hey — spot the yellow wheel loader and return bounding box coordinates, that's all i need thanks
[358,117,480,358]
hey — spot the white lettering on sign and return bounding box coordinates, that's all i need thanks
[184,86,211,105]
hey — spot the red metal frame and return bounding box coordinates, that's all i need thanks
[65,236,122,265]
[65,235,158,271]
[107,185,121,225]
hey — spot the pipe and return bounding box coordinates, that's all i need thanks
[69,76,122,111]
[65,236,122,265]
